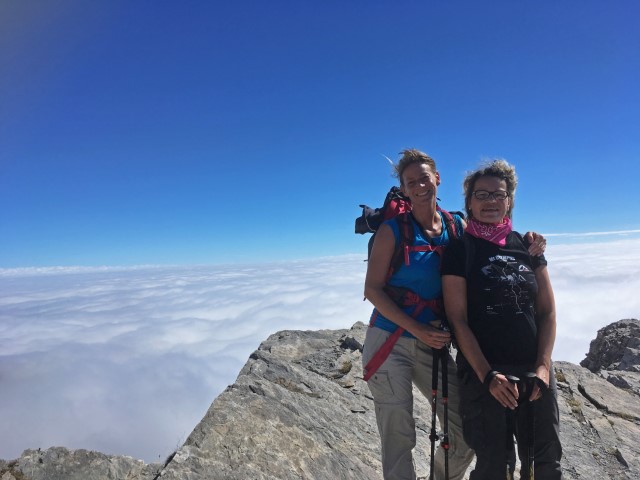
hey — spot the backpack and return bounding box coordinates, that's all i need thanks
[355,186,411,260]
[354,186,464,276]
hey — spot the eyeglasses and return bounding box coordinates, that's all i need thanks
[472,190,509,201]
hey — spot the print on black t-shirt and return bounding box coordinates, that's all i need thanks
[481,254,535,317]
[441,232,547,367]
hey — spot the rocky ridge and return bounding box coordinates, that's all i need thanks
[580,319,640,396]
[2,319,639,480]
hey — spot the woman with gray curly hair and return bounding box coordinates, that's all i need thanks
[442,159,562,479]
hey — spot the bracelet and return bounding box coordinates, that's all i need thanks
[483,370,499,388]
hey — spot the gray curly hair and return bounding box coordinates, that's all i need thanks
[463,159,517,219]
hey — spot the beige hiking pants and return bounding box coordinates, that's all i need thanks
[363,326,475,480]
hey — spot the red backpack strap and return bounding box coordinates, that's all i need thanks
[388,212,458,281]
[386,213,414,282]
[437,206,460,240]
[363,292,443,381]
[363,327,405,381]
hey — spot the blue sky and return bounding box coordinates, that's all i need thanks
[1,1,639,267]
[1,1,639,462]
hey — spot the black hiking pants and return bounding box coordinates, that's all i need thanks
[459,365,563,480]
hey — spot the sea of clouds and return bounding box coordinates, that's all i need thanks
[1,237,639,463]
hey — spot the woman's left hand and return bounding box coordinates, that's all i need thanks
[529,365,550,401]
[524,231,546,256]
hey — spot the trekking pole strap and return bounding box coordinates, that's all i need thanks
[483,370,500,389]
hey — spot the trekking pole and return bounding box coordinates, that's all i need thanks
[440,346,450,480]
[523,372,538,480]
[429,347,440,480]
[504,375,520,480]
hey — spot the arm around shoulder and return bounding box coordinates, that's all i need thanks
[524,230,547,256]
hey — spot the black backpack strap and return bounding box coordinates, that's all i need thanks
[462,232,475,279]
[511,231,536,266]
[512,231,529,249]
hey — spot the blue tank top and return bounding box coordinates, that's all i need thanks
[371,211,463,336]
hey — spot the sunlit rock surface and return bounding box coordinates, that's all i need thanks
[2,319,639,479]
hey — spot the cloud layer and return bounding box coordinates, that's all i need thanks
[0,257,372,462]
[1,240,639,462]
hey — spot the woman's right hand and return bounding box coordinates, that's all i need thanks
[488,373,519,410]
[412,322,451,350]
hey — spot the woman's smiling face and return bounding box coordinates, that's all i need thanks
[469,175,511,224]
[400,162,440,206]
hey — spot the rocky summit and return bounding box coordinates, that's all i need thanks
[2,319,639,480]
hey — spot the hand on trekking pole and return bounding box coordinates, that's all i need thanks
[488,373,519,410]
[413,321,451,350]
[529,366,550,401]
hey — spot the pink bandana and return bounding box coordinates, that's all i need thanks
[466,217,513,246]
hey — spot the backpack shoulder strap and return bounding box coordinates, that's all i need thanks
[437,207,464,240]
[462,232,475,278]
[512,230,528,247]
[387,213,414,280]
[511,231,535,265]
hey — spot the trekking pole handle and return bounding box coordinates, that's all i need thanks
[506,375,521,406]
[523,371,548,402]
[437,320,453,350]
[505,375,520,385]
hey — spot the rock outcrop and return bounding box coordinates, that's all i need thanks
[2,319,640,480]
[0,448,161,480]
[580,319,640,397]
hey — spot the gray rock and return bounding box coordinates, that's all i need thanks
[600,370,640,397]
[0,447,161,480]
[580,319,640,373]
[154,322,443,480]
[3,319,640,479]
[555,361,640,479]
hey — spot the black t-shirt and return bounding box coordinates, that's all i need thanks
[441,232,547,367]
